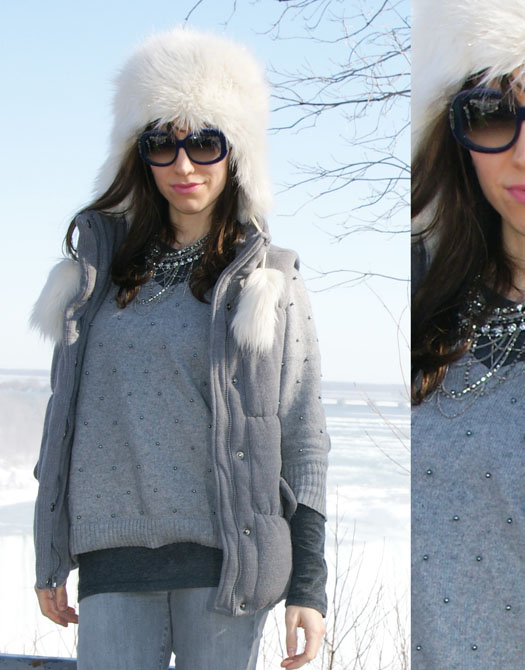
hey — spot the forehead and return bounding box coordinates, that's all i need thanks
[164,123,192,137]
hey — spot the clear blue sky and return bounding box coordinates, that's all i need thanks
[0,0,409,384]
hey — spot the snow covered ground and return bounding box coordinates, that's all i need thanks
[0,373,409,668]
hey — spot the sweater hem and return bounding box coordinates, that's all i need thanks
[70,517,220,555]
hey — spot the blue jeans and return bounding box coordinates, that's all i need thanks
[77,587,270,670]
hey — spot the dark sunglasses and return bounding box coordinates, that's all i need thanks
[138,128,228,166]
[449,87,525,153]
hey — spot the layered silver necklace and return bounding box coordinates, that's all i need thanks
[438,291,525,412]
[136,234,209,305]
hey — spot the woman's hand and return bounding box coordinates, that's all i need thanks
[281,605,326,669]
[35,582,78,627]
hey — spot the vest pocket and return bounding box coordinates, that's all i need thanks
[279,476,298,522]
[252,513,292,609]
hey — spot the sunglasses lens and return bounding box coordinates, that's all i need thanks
[140,129,226,165]
[142,133,177,165]
[458,93,517,150]
[186,131,225,163]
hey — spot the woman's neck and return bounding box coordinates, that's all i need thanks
[506,275,525,302]
[168,210,212,249]
[502,228,525,301]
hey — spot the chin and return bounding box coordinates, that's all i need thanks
[502,220,525,245]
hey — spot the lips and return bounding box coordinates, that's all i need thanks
[506,185,525,203]
[170,183,202,194]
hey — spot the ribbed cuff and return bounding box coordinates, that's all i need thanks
[282,461,327,518]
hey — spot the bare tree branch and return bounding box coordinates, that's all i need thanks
[183,0,205,23]
[262,0,410,246]
[303,265,408,292]
[183,0,410,285]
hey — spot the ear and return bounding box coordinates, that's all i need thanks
[30,259,82,343]
[231,267,285,355]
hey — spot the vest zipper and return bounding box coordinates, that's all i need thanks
[224,350,242,613]
[210,230,266,613]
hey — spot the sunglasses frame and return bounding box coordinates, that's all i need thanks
[449,87,525,154]
[138,128,228,166]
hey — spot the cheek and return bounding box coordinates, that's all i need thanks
[149,166,166,192]
[211,161,228,192]
[469,152,501,206]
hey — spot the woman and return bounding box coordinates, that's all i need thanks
[31,28,329,670]
[411,0,525,667]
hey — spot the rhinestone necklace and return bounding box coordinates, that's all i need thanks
[136,234,209,305]
[438,291,525,407]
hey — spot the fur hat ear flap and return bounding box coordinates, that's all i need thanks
[231,261,285,355]
[30,259,82,343]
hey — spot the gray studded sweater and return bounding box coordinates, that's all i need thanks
[412,359,525,669]
[71,276,326,615]
[68,280,218,554]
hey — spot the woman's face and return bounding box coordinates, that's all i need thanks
[149,126,229,230]
[469,86,525,248]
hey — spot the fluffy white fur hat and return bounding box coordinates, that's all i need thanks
[412,0,525,154]
[94,27,272,223]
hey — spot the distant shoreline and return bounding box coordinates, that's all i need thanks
[0,368,405,392]
[0,368,49,377]
[0,369,408,410]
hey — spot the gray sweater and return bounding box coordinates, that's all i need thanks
[71,272,327,615]
[33,211,330,616]
[412,358,525,668]
[69,280,219,554]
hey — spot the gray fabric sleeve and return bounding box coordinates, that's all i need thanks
[278,264,330,518]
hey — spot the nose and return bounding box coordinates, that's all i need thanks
[512,121,525,165]
[171,146,194,174]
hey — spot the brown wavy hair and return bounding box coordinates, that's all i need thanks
[412,78,515,404]
[65,136,243,306]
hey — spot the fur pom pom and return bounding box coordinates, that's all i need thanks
[232,268,285,355]
[30,259,82,343]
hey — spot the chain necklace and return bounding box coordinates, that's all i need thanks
[136,234,209,305]
[437,291,525,412]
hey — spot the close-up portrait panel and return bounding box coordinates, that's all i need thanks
[412,0,525,667]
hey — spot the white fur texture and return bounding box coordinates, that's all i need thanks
[413,0,525,153]
[95,27,273,223]
[30,259,81,343]
[32,258,284,351]
[231,268,285,355]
